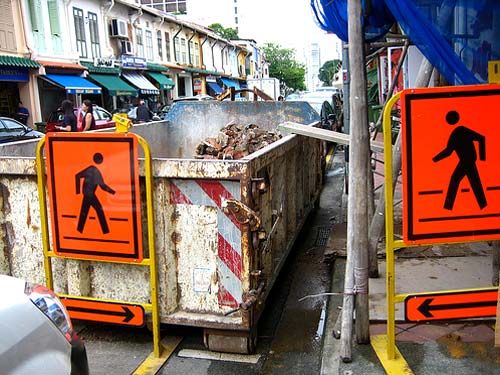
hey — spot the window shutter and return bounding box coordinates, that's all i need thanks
[47,0,61,36]
[28,0,41,32]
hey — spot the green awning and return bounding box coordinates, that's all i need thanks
[184,67,220,76]
[147,72,175,90]
[88,74,138,96]
[81,61,120,74]
[0,55,40,68]
[147,62,169,72]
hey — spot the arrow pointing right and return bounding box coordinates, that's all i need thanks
[66,305,135,322]
[61,298,145,327]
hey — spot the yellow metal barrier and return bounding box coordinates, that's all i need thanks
[36,129,163,360]
[113,113,133,133]
[378,88,500,374]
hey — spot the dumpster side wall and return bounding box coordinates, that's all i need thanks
[0,101,323,332]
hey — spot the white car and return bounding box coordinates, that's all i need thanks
[0,275,88,374]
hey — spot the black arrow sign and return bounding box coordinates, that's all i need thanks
[66,305,134,322]
[417,297,497,318]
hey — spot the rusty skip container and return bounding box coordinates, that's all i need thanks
[0,101,322,353]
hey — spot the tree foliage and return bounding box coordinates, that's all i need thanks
[208,23,239,39]
[261,43,306,93]
[318,59,342,86]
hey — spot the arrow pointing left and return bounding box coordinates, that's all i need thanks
[405,288,498,322]
[417,297,497,318]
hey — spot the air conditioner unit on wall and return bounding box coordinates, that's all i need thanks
[120,40,133,55]
[110,19,128,38]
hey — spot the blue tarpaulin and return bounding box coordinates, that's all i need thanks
[220,78,240,89]
[311,0,500,85]
[207,81,223,94]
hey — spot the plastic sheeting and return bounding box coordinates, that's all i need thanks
[312,0,500,85]
[311,0,394,42]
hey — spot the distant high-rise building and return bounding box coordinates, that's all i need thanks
[175,0,241,32]
[140,0,187,13]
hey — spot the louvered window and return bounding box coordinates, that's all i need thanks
[73,7,87,58]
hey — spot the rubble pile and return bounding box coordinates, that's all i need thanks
[195,123,282,160]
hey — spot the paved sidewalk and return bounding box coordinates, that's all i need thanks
[319,146,500,374]
[320,223,500,374]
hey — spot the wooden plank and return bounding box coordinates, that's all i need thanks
[278,122,384,153]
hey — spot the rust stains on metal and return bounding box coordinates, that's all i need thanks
[171,231,182,244]
[26,199,31,227]
[0,182,11,214]
[170,208,180,223]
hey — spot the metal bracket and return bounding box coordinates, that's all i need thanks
[222,199,261,231]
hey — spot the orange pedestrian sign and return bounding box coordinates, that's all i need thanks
[405,288,498,322]
[61,297,145,327]
[46,133,143,262]
[402,84,500,244]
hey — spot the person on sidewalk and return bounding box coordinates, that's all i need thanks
[16,101,29,125]
[56,100,77,132]
[136,100,151,123]
[81,100,96,131]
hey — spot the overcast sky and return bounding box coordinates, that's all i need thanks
[186,0,342,62]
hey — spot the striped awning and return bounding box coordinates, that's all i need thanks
[121,72,160,95]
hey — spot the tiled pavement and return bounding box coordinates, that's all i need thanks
[370,322,496,343]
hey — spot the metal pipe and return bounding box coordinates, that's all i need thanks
[221,44,227,74]
[209,38,217,72]
[187,30,196,66]
[172,24,183,64]
[200,34,209,70]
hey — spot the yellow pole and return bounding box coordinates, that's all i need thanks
[383,92,402,360]
[35,138,54,289]
[136,134,161,357]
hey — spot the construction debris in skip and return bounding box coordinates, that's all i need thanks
[195,122,282,160]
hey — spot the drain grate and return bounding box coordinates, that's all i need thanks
[315,226,331,247]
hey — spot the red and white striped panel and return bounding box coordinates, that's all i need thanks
[170,179,242,308]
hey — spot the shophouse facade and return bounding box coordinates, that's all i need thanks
[9,0,263,126]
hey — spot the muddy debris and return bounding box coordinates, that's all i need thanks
[195,122,282,160]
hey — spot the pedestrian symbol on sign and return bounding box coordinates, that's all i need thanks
[432,110,487,211]
[76,152,116,234]
[402,85,500,244]
[46,133,143,262]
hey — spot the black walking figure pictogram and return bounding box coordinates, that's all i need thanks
[76,152,116,233]
[432,110,487,210]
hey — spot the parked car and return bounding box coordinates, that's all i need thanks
[156,104,171,118]
[0,117,44,143]
[46,105,115,132]
[315,86,341,95]
[0,274,89,374]
[173,94,214,102]
[294,92,342,132]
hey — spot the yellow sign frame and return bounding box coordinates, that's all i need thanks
[36,131,163,358]
[376,90,500,370]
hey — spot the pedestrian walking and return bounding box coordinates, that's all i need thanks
[81,100,96,131]
[56,100,77,132]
